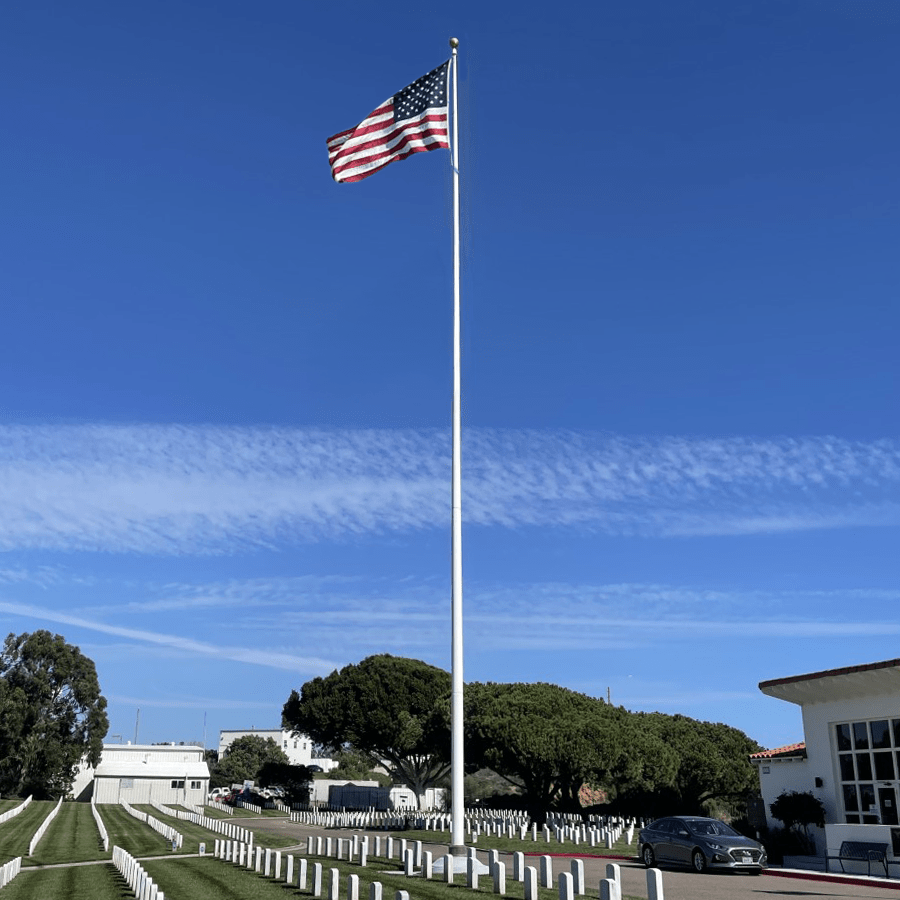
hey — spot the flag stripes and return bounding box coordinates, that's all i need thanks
[326,63,449,183]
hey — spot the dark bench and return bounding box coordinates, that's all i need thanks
[825,841,890,878]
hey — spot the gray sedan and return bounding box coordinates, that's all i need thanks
[638,816,767,874]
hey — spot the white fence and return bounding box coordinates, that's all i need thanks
[92,798,110,852]
[28,796,63,856]
[0,796,32,825]
[119,800,183,849]
[113,845,165,900]
[0,857,22,889]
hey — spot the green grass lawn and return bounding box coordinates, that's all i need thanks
[26,802,108,866]
[0,862,129,900]
[203,804,236,820]
[0,801,55,864]
[399,829,638,861]
[133,804,297,852]
[97,804,175,857]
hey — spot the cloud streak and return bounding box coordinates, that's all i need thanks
[0,600,337,674]
[0,424,898,553]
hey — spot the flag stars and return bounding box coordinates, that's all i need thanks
[393,63,448,123]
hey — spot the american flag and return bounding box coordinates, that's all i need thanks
[327,62,450,183]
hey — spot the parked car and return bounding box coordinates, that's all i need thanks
[638,816,766,874]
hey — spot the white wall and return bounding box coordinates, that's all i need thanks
[754,757,811,829]
[94,776,208,805]
[218,729,313,767]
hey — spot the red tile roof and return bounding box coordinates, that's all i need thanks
[750,742,806,759]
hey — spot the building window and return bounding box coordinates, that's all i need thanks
[836,718,900,824]
[190,780,201,790]
[121,778,134,789]
[171,779,185,789]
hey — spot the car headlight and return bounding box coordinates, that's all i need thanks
[706,842,725,851]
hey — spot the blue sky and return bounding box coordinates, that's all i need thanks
[1,0,898,754]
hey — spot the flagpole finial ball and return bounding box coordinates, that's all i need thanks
[449,37,459,49]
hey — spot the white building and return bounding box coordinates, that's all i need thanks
[749,741,809,831]
[756,657,900,870]
[218,728,313,767]
[72,743,210,805]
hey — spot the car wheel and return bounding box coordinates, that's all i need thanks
[692,850,707,873]
[642,845,656,868]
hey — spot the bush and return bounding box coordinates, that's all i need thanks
[769,790,825,854]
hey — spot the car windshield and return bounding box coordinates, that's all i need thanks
[686,819,738,837]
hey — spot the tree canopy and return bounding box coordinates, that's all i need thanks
[283,653,763,823]
[616,712,762,816]
[0,630,108,799]
[283,654,450,807]
[464,681,675,824]
[210,735,289,787]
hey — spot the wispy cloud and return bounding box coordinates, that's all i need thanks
[0,600,337,674]
[0,424,898,553]
[66,575,900,659]
[105,694,274,711]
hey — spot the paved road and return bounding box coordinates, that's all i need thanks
[240,816,900,900]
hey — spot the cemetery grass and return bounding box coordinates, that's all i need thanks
[203,804,236,819]
[0,862,129,900]
[134,805,296,851]
[0,801,54,864]
[142,855,645,900]
[98,804,177,857]
[399,830,637,861]
[26,802,107,866]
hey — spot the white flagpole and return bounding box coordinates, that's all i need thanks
[448,35,466,856]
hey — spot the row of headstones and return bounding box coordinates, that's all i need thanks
[28,796,63,856]
[0,856,21,889]
[91,799,110,851]
[213,838,667,900]
[206,798,234,815]
[291,810,428,831]
[461,819,632,849]
[236,799,263,813]
[291,808,639,852]
[0,796,31,826]
[152,799,253,845]
[119,800,183,849]
[112,844,165,900]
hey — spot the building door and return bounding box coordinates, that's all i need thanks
[878,786,899,825]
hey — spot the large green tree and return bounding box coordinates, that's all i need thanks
[463,682,674,824]
[619,712,763,815]
[211,735,289,787]
[283,654,450,808]
[0,630,108,799]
